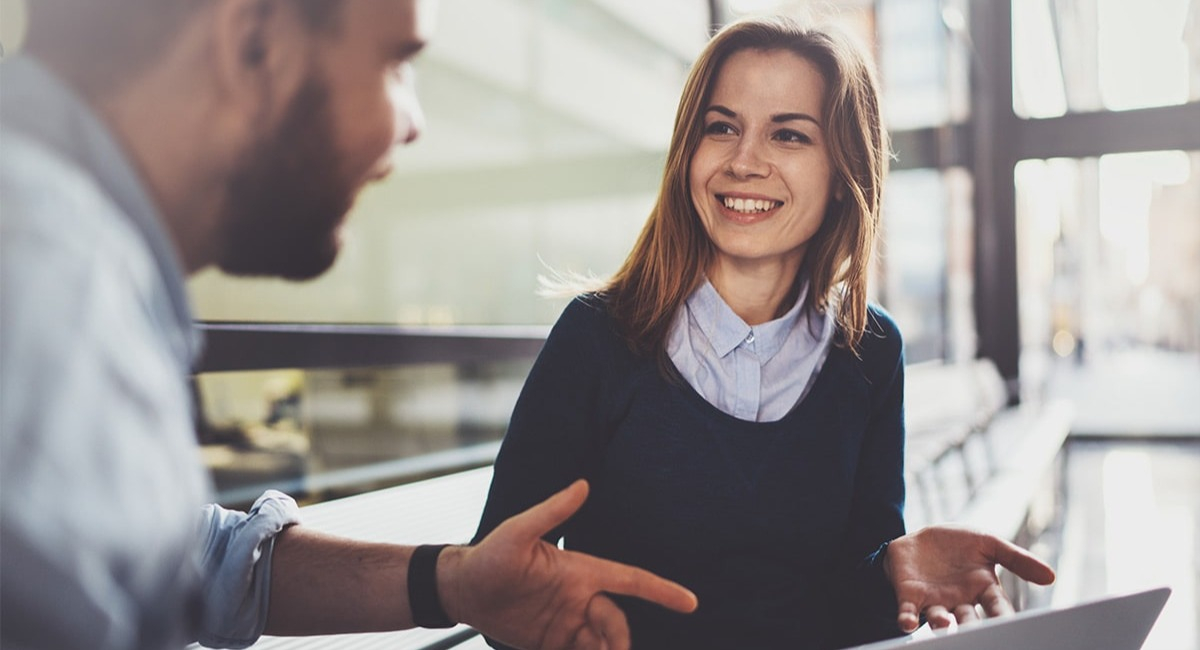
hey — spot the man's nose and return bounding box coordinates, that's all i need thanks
[397,99,425,146]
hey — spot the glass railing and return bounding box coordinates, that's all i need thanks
[194,323,547,508]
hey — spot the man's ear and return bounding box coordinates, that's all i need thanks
[209,0,308,122]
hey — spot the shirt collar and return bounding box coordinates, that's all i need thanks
[685,278,809,361]
[0,56,202,369]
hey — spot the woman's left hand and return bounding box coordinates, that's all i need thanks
[883,525,1056,633]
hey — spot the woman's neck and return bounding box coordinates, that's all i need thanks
[707,260,803,326]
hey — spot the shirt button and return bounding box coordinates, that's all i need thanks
[745,333,755,344]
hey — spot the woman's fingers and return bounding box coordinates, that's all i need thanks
[954,603,982,626]
[987,535,1057,586]
[896,600,922,633]
[925,605,955,629]
[977,582,1016,618]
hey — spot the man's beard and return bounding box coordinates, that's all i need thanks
[217,74,355,281]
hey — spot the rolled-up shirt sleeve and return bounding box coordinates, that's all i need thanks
[194,490,302,649]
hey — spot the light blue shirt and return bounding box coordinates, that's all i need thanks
[666,278,835,422]
[0,56,300,649]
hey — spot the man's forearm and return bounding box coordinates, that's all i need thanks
[259,480,699,650]
[264,526,422,636]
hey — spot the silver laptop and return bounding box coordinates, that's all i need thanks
[849,587,1172,650]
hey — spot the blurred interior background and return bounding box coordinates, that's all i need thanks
[2,0,1197,647]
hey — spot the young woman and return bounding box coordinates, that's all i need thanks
[474,15,1052,649]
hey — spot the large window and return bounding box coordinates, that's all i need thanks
[881,168,977,362]
[1016,151,1200,363]
[1012,0,1199,118]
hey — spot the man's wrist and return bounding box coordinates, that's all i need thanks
[433,544,467,626]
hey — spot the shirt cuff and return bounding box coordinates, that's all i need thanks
[194,490,301,649]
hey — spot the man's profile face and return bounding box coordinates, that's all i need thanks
[217,0,433,280]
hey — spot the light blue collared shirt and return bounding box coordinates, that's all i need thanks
[666,278,835,422]
[0,56,300,650]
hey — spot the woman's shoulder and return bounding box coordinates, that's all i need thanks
[541,294,647,382]
[546,293,624,348]
[857,303,905,367]
[557,292,614,327]
[864,303,902,340]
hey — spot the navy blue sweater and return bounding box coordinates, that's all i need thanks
[474,296,907,649]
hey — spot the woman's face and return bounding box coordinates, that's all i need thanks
[689,48,835,282]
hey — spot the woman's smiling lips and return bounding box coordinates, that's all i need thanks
[715,192,785,224]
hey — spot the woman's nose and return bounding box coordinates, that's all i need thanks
[727,139,768,179]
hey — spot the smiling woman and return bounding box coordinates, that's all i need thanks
[471,12,1058,650]
[471,15,908,650]
[689,48,837,322]
[596,15,887,365]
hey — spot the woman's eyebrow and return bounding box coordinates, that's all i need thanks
[772,112,821,127]
[705,105,737,118]
[705,105,822,128]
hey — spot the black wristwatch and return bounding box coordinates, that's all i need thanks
[408,544,455,628]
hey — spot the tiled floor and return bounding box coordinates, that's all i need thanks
[1042,349,1200,650]
[1052,440,1200,650]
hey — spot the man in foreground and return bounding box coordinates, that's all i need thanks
[0,1,696,648]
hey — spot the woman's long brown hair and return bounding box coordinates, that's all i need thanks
[600,15,889,365]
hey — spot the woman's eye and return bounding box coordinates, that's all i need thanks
[704,121,737,136]
[775,129,813,144]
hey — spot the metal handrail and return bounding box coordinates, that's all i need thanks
[195,322,550,373]
[214,442,502,507]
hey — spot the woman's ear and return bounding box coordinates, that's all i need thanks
[834,183,847,203]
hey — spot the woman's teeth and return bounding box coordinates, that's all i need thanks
[722,196,780,214]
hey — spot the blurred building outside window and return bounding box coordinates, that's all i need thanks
[1011,0,1199,389]
[1012,0,1198,118]
[1015,151,1199,394]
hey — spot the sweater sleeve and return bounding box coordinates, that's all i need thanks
[473,297,612,547]
[830,307,908,648]
[471,299,614,650]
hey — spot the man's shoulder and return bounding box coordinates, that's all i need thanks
[2,130,124,225]
[1,130,149,274]
[0,131,162,340]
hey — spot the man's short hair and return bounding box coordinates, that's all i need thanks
[26,0,343,97]
[26,0,199,94]
[293,0,344,33]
